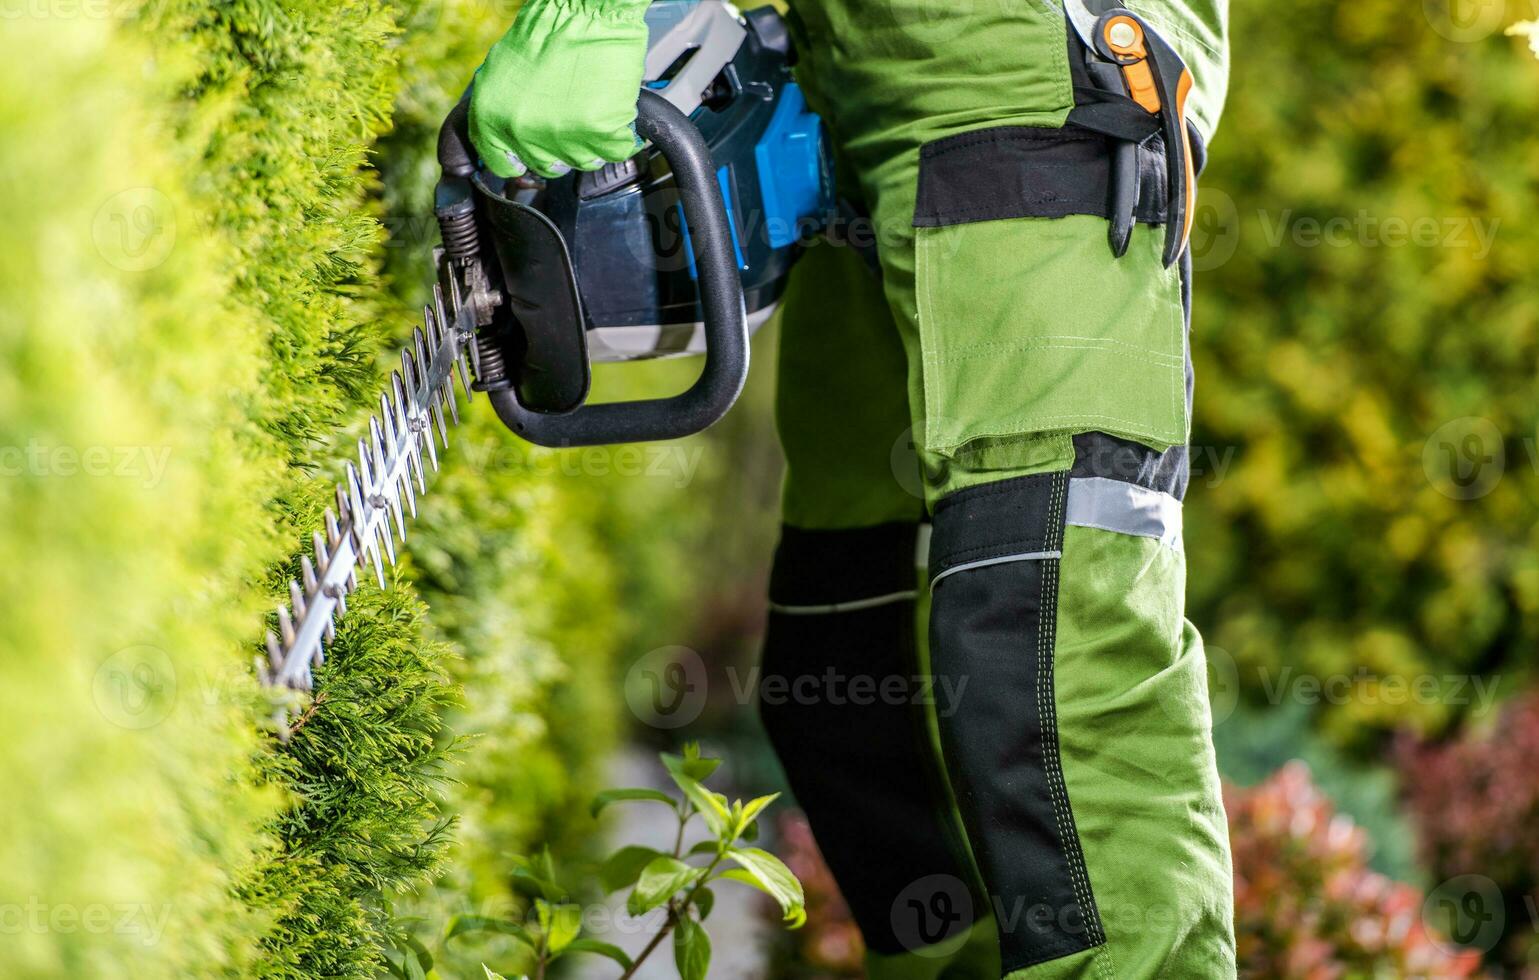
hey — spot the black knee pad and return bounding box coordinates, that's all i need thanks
[927,472,1104,971]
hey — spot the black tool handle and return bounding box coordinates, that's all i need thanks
[489,89,750,447]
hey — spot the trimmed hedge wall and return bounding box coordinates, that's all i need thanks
[0,2,695,976]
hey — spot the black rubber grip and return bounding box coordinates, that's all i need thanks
[438,95,476,179]
[489,89,750,447]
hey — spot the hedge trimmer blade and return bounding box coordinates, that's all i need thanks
[259,275,478,735]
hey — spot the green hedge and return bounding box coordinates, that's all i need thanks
[0,2,697,976]
[1188,0,1539,751]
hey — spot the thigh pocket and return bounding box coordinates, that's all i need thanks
[913,130,1189,457]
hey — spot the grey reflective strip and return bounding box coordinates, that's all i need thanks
[914,523,933,569]
[1065,477,1183,549]
[768,590,919,616]
[930,551,1062,588]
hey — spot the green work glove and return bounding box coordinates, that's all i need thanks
[469,0,651,179]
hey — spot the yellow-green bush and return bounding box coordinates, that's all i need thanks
[1189,0,1539,750]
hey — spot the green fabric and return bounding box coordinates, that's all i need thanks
[916,219,1188,457]
[775,234,922,529]
[780,0,1218,500]
[866,914,1002,980]
[769,2,1237,973]
[1035,526,1235,978]
[469,0,650,178]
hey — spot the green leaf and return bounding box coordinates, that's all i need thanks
[627,856,704,917]
[600,845,668,892]
[511,865,562,902]
[664,744,722,783]
[736,793,779,835]
[725,847,807,928]
[664,766,732,839]
[687,839,721,857]
[403,935,434,972]
[693,886,716,921]
[535,898,552,935]
[482,967,508,980]
[673,914,712,980]
[566,938,635,970]
[547,903,582,955]
[444,914,534,950]
[590,787,678,818]
[536,847,559,888]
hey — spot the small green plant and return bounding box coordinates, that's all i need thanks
[415,744,804,980]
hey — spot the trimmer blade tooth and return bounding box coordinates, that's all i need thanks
[312,532,329,576]
[442,372,460,427]
[435,286,475,400]
[265,632,284,673]
[346,461,371,563]
[278,606,296,649]
[300,555,318,596]
[369,417,406,543]
[288,580,307,623]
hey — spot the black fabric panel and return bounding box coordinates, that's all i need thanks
[913,125,1169,229]
[1071,432,1190,501]
[928,473,1061,581]
[759,525,980,956]
[769,522,920,606]
[929,473,1105,971]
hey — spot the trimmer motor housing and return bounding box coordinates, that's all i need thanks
[435,0,834,446]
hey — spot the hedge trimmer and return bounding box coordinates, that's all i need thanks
[259,1,833,733]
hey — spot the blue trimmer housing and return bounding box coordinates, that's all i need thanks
[435,1,835,447]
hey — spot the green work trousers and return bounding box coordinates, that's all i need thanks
[756,2,1236,977]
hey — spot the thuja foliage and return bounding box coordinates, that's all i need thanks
[1189,0,1539,750]
[3,0,704,976]
[0,12,277,977]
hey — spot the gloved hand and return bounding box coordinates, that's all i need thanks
[469,0,651,179]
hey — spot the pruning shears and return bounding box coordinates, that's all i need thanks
[1063,0,1196,267]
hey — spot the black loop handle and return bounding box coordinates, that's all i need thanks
[489,89,750,447]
